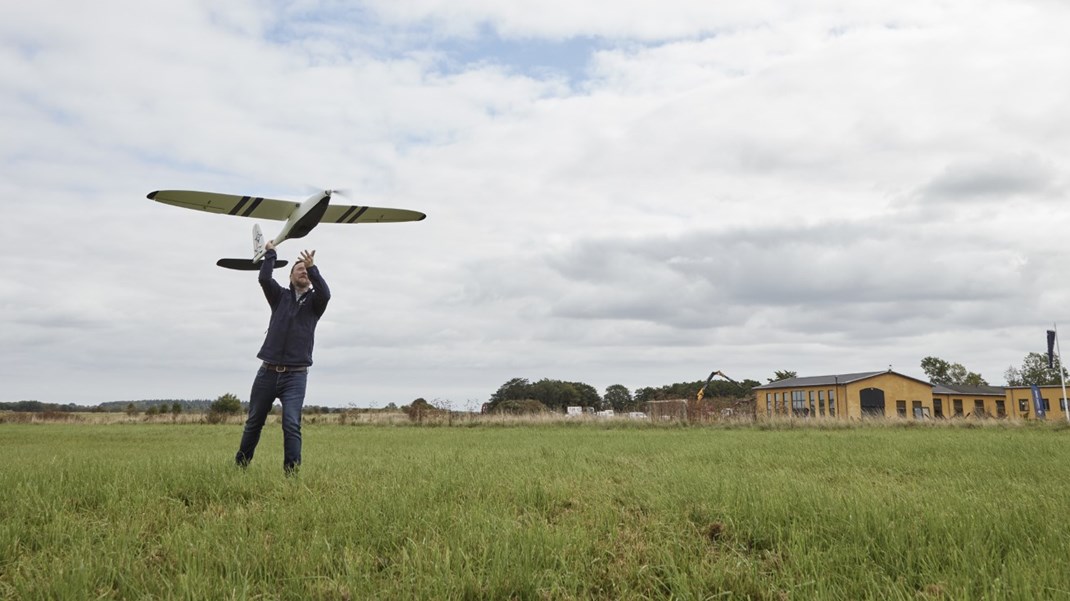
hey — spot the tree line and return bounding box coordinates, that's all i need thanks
[0,400,213,413]
[921,352,1068,387]
[483,375,763,414]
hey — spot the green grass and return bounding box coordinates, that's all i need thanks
[2,422,1069,600]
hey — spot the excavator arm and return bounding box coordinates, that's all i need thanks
[697,370,738,401]
[690,370,740,421]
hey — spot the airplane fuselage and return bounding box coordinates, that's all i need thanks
[251,191,331,260]
[278,192,332,242]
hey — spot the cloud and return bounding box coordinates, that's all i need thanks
[3,0,1070,404]
[921,153,1060,201]
[457,216,1030,340]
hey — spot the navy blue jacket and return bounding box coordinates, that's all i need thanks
[256,249,331,367]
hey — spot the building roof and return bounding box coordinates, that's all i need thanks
[1003,384,1070,390]
[931,384,1006,396]
[753,370,932,390]
[755,371,1015,394]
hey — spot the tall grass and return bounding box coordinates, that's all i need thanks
[1,423,1068,600]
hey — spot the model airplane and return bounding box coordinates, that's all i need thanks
[147,189,426,270]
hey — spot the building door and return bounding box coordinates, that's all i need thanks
[860,387,886,417]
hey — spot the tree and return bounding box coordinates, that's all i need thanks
[920,356,988,386]
[528,379,579,411]
[490,378,532,405]
[125,403,138,417]
[629,377,756,406]
[1004,352,1069,386]
[634,387,657,405]
[767,370,797,384]
[487,377,602,412]
[402,398,442,422]
[209,393,242,415]
[570,381,603,410]
[603,384,633,412]
[171,402,182,416]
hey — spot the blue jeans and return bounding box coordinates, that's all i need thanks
[235,366,307,473]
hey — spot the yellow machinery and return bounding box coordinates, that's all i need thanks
[691,370,739,421]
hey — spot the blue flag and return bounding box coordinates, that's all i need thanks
[1031,385,1047,418]
[1048,330,1056,369]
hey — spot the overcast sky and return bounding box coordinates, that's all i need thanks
[3,0,1069,408]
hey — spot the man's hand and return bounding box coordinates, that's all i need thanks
[300,249,316,269]
[265,239,275,251]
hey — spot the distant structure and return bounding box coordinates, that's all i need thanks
[754,369,1068,420]
[645,399,688,421]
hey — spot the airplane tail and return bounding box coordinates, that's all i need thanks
[252,223,266,261]
[216,258,288,270]
[216,223,288,270]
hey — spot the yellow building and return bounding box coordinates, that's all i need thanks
[1002,385,1070,421]
[931,384,1007,418]
[754,370,935,419]
[756,371,1070,421]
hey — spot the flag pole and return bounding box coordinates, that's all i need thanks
[1056,324,1070,423]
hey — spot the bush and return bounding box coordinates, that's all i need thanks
[492,399,550,415]
[402,398,442,422]
[205,393,242,424]
[209,393,242,415]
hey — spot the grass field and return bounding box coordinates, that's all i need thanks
[2,420,1069,600]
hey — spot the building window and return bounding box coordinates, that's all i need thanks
[953,399,963,417]
[808,391,815,416]
[1061,398,1068,411]
[912,401,928,419]
[974,399,985,417]
[896,400,907,417]
[1018,399,1029,417]
[828,392,836,417]
[933,398,943,418]
[792,390,807,416]
[766,393,772,415]
[1043,398,1051,411]
[996,400,1006,417]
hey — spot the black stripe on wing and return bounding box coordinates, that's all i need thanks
[242,197,264,217]
[346,207,370,223]
[229,197,251,215]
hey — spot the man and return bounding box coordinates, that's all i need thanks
[235,240,330,474]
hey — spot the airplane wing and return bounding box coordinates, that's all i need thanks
[322,204,427,224]
[147,190,299,221]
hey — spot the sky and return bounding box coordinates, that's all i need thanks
[3,0,1070,408]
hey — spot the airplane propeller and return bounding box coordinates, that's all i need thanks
[304,185,352,199]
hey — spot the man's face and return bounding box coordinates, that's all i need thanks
[290,261,310,288]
